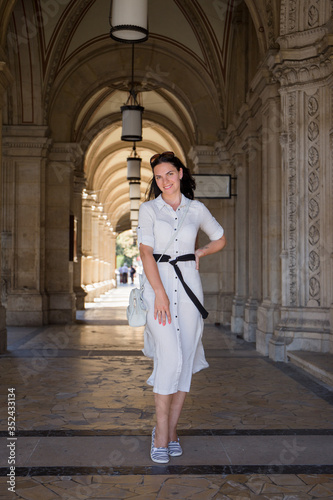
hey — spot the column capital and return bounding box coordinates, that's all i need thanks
[74,170,86,195]
[49,143,83,166]
[188,145,232,174]
[2,126,51,157]
[270,33,333,89]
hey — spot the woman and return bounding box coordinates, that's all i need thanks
[137,151,226,463]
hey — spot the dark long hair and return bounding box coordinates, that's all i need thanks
[146,152,196,200]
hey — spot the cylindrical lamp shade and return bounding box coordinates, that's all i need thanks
[110,0,148,43]
[130,199,140,211]
[130,210,139,221]
[121,105,144,141]
[127,157,141,181]
[129,182,141,199]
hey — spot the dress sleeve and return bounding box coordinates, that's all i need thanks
[198,201,224,240]
[136,202,155,249]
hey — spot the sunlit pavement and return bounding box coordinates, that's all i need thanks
[0,285,333,499]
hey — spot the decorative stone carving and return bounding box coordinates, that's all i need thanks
[266,0,278,49]
[306,90,321,306]
[286,92,298,307]
[280,0,331,36]
[274,56,333,87]
[308,4,319,28]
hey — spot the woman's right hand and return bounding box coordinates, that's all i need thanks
[154,289,171,326]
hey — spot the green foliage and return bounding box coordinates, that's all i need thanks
[116,230,139,267]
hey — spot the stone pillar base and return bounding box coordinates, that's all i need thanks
[0,306,7,353]
[48,293,76,323]
[6,293,48,326]
[243,299,258,342]
[256,301,281,356]
[275,307,330,353]
[269,336,287,361]
[74,286,87,311]
[231,295,245,334]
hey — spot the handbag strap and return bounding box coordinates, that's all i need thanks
[140,200,192,288]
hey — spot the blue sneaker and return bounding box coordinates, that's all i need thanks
[150,427,169,464]
[168,437,183,457]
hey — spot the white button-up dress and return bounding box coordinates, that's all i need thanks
[137,194,224,395]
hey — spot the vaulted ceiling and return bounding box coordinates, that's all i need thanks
[3,0,279,232]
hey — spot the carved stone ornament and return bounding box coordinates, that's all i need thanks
[306,90,321,306]
[286,92,298,306]
[273,56,333,87]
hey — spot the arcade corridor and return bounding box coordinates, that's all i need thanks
[0,285,333,498]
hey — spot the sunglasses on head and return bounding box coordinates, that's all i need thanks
[150,151,175,165]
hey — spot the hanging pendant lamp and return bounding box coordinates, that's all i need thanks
[127,143,142,180]
[130,199,140,211]
[121,44,144,142]
[129,182,141,200]
[130,210,139,222]
[109,0,148,44]
[121,103,144,142]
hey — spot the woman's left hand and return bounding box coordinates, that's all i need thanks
[195,235,226,269]
[195,248,206,270]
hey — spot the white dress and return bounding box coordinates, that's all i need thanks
[137,194,224,395]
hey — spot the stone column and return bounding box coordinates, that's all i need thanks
[45,143,81,323]
[271,23,333,356]
[103,224,111,281]
[243,136,262,342]
[91,210,100,283]
[81,194,93,286]
[0,58,13,350]
[3,126,51,326]
[256,85,283,356]
[231,153,247,333]
[110,231,117,285]
[73,169,86,310]
[98,216,105,282]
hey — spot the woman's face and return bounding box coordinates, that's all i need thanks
[153,162,183,197]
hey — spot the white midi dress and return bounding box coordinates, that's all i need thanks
[137,194,224,395]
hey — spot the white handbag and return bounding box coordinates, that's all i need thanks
[126,274,147,327]
[126,201,191,327]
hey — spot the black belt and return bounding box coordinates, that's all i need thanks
[153,253,209,319]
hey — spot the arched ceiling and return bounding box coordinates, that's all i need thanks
[4,0,280,233]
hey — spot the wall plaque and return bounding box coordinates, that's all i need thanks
[193,174,232,198]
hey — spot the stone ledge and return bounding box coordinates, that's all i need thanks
[287,351,333,388]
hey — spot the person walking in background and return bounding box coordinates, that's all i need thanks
[137,151,226,464]
[118,265,123,284]
[122,263,128,284]
[130,265,136,284]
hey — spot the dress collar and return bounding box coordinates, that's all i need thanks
[155,194,188,210]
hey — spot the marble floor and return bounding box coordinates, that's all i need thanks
[0,284,333,499]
